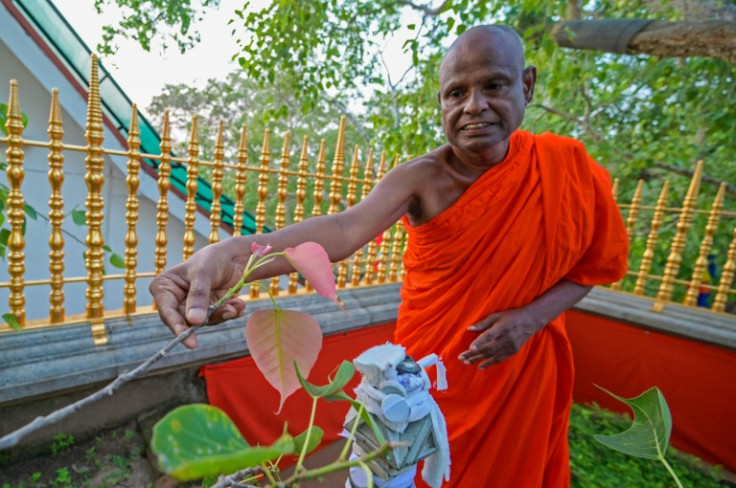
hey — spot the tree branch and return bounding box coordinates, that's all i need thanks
[0,325,202,450]
[394,0,449,16]
[325,97,371,146]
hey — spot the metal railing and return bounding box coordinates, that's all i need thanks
[1,57,735,344]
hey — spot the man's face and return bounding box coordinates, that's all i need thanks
[438,31,536,157]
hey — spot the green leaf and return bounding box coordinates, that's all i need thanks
[109,253,125,269]
[71,209,87,226]
[3,312,22,331]
[292,426,324,455]
[594,386,672,461]
[151,404,293,481]
[0,103,7,136]
[296,360,354,399]
[22,203,37,220]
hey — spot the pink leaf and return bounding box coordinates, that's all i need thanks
[284,242,339,305]
[245,309,323,413]
[251,242,273,256]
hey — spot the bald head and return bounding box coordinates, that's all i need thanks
[440,25,526,84]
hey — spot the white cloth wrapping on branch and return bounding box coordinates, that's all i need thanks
[344,343,451,488]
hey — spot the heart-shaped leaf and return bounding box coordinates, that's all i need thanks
[151,404,293,480]
[296,360,355,399]
[594,385,672,460]
[283,242,339,306]
[245,309,323,413]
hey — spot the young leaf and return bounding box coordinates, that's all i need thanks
[22,203,37,220]
[109,252,125,269]
[3,313,22,331]
[296,360,354,399]
[283,242,339,305]
[292,426,324,455]
[151,404,293,481]
[71,209,87,226]
[245,309,323,413]
[594,385,673,460]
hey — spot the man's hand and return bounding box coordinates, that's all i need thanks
[149,240,249,349]
[458,307,544,369]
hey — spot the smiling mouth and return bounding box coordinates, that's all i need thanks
[461,122,494,130]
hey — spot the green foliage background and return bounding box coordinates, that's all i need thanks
[96,0,736,302]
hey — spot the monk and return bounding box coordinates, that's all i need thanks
[150,24,628,487]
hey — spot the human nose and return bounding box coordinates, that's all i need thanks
[463,89,487,114]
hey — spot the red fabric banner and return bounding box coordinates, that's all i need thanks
[200,323,395,449]
[567,310,736,473]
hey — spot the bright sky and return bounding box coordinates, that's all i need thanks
[52,0,243,109]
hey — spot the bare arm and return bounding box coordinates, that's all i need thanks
[458,280,592,369]
[149,161,421,348]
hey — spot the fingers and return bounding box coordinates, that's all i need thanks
[150,274,199,350]
[185,273,216,326]
[206,299,247,325]
[467,313,501,332]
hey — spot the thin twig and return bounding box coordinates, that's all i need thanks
[0,325,202,450]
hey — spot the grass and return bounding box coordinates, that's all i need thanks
[570,403,733,487]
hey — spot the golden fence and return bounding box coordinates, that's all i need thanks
[1,57,735,344]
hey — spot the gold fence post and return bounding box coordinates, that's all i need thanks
[47,88,65,323]
[123,105,141,314]
[5,80,26,326]
[713,226,736,313]
[611,177,619,203]
[634,180,669,295]
[289,136,310,294]
[251,128,271,299]
[389,220,405,283]
[365,151,387,286]
[154,111,172,277]
[84,56,106,343]
[232,125,248,236]
[652,160,703,311]
[338,145,360,288]
[312,140,327,218]
[351,148,374,287]
[271,131,291,297]
[209,121,225,244]
[684,183,726,307]
[377,155,399,284]
[611,179,643,290]
[182,115,200,261]
[328,117,346,216]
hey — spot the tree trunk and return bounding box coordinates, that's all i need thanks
[552,19,736,63]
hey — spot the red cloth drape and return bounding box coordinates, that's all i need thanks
[567,310,736,474]
[395,130,628,487]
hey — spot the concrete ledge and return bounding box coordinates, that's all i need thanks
[575,287,736,350]
[0,283,402,406]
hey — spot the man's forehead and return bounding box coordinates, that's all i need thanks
[439,30,524,85]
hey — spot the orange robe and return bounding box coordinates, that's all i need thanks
[395,130,628,487]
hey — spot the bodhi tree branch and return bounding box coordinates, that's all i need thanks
[552,19,736,63]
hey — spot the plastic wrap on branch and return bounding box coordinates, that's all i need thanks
[343,343,450,488]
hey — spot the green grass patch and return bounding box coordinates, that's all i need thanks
[570,403,732,487]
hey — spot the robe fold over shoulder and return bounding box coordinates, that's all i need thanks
[396,130,628,487]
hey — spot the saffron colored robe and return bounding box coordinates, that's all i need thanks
[396,130,628,487]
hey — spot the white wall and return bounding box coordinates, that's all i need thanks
[0,4,227,320]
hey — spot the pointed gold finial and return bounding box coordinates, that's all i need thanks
[5,80,26,326]
[48,88,65,323]
[232,125,249,236]
[155,110,172,276]
[124,104,141,314]
[634,180,669,295]
[209,120,226,244]
[182,114,200,261]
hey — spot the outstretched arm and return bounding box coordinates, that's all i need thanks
[458,279,592,369]
[149,162,419,349]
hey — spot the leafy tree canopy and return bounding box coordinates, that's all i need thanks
[98,0,735,201]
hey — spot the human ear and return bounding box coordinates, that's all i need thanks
[522,66,537,104]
